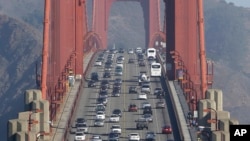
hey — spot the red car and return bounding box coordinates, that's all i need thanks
[128,104,138,112]
[162,125,172,134]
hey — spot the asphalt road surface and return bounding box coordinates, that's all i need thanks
[67,50,177,141]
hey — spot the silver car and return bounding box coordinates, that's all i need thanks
[94,119,105,127]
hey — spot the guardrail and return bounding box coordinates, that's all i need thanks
[156,52,191,141]
[62,50,99,140]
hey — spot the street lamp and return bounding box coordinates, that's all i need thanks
[36,131,50,141]
[28,109,43,141]
[203,107,218,131]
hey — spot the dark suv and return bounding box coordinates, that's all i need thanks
[91,72,99,81]
[136,119,148,130]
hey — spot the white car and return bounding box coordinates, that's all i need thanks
[138,93,147,100]
[91,135,102,141]
[95,60,102,66]
[96,111,105,119]
[128,48,134,54]
[141,101,151,109]
[135,47,142,54]
[111,125,122,134]
[109,114,120,122]
[74,131,86,141]
[128,133,140,141]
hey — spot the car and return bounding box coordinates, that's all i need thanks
[143,107,152,115]
[108,132,120,140]
[113,83,121,90]
[109,114,120,122]
[128,58,135,63]
[128,48,134,54]
[128,104,138,112]
[117,56,125,61]
[94,119,105,127]
[139,60,145,66]
[145,131,156,141]
[118,48,124,53]
[96,97,108,106]
[141,101,151,109]
[154,87,162,95]
[137,53,144,61]
[141,84,151,94]
[114,78,122,84]
[100,85,109,93]
[99,91,108,98]
[101,80,110,88]
[112,109,122,117]
[136,118,148,130]
[91,72,99,81]
[156,91,165,99]
[111,125,122,134]
[135,47,143,54]
[156,100,165,109]
[138,92,147,100]
[116,58,124,64]
[128,133,140,141]
[95,104,105,112]
[91,135,102,141]
[162,125,172,134]
[96,111,105,120]
[142,114,153,122]
[148,56,156,65]
[112,88,121,97]
[95,60,102,66]
[75,118,86,124]
[129,86,137,93]
[74,131,86,141]
[76,123,88,133]
[103,71,111,78]
[88,80,96,87]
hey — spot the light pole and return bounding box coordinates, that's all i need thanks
[28,109,43,141]
[203,107,218,131]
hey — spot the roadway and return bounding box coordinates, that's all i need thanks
[67,50,178,141]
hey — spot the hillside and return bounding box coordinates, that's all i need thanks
[0,14,42,137]
[1,0,250,140]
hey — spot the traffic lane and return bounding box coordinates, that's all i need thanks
[121,55,168,141]
[67,59,102,140]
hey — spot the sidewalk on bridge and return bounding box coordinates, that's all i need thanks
[173,81,200,140]
[48,51,94,141]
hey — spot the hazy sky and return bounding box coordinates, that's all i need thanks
[225,0,250,7]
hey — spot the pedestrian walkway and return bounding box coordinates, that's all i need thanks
[48,51,94,141]
[173,81,199,140]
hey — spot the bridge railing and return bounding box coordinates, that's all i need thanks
[156,52,191,141]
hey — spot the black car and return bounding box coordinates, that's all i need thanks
[91,72,99,81]
[139,60,145,66]
[128,58,134,63]
[112,89,121,97]
[113,83,121,90]
[96,97,108,106]
[88,80,96,87]
[129,86,137,93]
[112,109,122,117]
[75,118,86,124]
[114,78,122,84]
[143,107,153,115]
[101,80,110,88]
[118,48,124,53]
[103,71,111,78]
